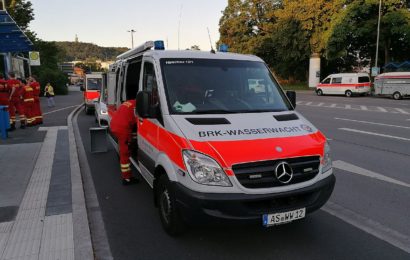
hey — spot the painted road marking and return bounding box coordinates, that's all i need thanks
[43,105,80,115]
[323,201,410,254]
[339,128,410,142]
[333,160,410,188]
[376,107,388,112]
[335,118,410,130]
[395,108,410,114]
[297,101,410,115]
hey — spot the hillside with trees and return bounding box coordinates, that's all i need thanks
[55,42,129,61]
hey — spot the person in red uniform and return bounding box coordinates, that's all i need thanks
[28,76,43,125]
[0,73,10,108]
[110,100,139,185]
[21,79,35,127]
[7,72,26,130]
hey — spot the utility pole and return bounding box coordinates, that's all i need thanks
[1,0,6,10]
[127,29,136,49]
[375,0,382,74]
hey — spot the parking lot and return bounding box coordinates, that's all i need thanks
[75,91,410,259]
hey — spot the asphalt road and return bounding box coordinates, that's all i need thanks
[76,90,410,259]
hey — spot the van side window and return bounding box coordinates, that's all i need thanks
[358,76,370,83]
[125,60,142,100]
[118,67,127,103]
[322,78,331,84]
[331,77,342,84]
[143,62,159,106]
[114,68,120,103]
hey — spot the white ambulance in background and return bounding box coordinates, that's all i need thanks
[316,73,371,97]
[108,41,335,235]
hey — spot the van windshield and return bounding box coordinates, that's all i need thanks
[87,78,102,91]
[160,59,292,114]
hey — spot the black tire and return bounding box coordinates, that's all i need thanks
[156,174,186,236]
[393,92,402,100]
[345,90,353,97]
[316,89,323,96]
[85,106,93,115]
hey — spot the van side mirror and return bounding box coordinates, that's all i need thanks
[286,91,296,109]
[136,91,151,118]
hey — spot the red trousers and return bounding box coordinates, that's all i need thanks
[114,132,132,179]
[33,98,43,124]
[9,99,25,125]
[24,101,35,126]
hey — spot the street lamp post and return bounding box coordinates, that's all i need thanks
[375,0,382,73]
[127,29,136,49]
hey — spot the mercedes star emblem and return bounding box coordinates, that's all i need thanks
[275,161,293,184]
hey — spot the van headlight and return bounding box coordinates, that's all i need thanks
[322,142,332,173]
[182,150,232,187]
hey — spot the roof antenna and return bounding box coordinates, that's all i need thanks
[207,27,215,54]
[178,4,183,50]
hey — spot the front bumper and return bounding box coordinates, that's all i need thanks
[173,174,335,224]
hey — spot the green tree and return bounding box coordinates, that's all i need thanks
[326,0,410,70]
[5,0,34,31]
[218,0,281,54]
[275,0,346,54]
[270,18,311,80]
[31,40,68,95]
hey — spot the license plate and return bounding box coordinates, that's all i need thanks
[263,208,306,227]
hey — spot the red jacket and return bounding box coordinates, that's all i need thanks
[30,82,41,100]
[22,85,34,102]
[110,100,137,136]
[7,79,22,100]
[0,79,9,94]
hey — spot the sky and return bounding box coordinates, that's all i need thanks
[29,0,228,50]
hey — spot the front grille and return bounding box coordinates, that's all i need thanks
[232,156,320,189]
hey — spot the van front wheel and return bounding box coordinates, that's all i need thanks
[316,89,323,96]
[345,90,353,97]
[156,175,186,236]
[393,92,402,100]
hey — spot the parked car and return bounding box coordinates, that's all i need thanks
[94,75,110,127]
[105,41,335,235]
[316,73,371,97]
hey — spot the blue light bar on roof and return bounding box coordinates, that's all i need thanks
[219,44,228,52]
[154,40,165,50]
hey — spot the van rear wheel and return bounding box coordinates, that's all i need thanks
[345,90,353,97]
[393,92,402,100]
[156,174,186,236]
[316,89,323,96]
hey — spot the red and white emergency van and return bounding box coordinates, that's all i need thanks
[108,41,335,235]
[316,73,371,97]
[83,73,103,114]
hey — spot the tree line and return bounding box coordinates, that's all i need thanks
[55,42,128,62]
[218,0,410,82]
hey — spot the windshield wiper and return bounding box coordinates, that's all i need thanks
[188,109,242,114]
